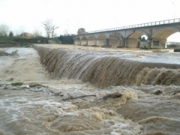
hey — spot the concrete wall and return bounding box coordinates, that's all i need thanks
[81,40,87,46]
[88,40,96,46]
[75,40,81,45]
[109,39,119,48]
[151,39,166,49]
[126,38,139,48]
[97,40,105,46]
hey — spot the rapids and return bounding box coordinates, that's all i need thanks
[0,45,180,135]
[35,45,180,87]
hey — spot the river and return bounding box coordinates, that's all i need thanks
[0,45,180,135]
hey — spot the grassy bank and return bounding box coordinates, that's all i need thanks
[0,36,48,47]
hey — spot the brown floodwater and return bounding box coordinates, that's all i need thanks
[0,45,180,135]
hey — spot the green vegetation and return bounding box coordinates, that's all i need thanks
[0,36,16,42]
[0,36,48,47]
[0,36,18,46]
[0,23,49,47]
[49,37,61,44]
[139,36,147,41]
[59,35,74,44]
[0,35,75,47]
[0,23,75,46]
[9,31,13,37]
[11,82,23,86]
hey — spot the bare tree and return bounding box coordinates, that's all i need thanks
[0,24,9,36]
[42,19,59,38]
[52,25,59,38]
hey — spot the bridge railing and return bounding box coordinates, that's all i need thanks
[87,18,180,34]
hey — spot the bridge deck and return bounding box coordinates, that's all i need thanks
[88,18,180,34]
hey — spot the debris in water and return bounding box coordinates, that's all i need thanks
[63,94,96,100]
[29,82,45,87]
[151,89,164,95]
[11,82,23,86]
[103,92,123,100]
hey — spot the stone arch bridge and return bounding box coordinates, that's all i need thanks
[74,18,180,49]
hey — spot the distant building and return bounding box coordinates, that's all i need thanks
[19,32,33,38]
[77,28,88,35]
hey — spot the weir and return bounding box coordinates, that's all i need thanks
[1,46,180,135]
[35,45,180,88]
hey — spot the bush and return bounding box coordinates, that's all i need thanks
[59,35,74,44]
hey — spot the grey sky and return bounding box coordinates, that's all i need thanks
[0,0,180,41]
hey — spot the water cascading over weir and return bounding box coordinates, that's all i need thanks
[35,46,180,88]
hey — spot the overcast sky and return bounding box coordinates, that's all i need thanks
[0,0,180,41]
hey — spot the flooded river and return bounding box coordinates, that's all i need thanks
[0,45,180,135]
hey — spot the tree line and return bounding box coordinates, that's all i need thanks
[0,24,43,38]
[0,19,86,45]
[0,19,59,38]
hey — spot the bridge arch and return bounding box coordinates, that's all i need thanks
[96,34,109,46]
[74,37,81,45]
[127,30,149,38]
[126,30,149,48]
[81,36,88,46]
[88,35,97,46]
[168,32,180,42]
[97,33,108,39]
[109,35,121,48]
[152,27,179,39]
[151,27,180,48]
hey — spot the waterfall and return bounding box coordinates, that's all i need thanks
[35,46,180,87]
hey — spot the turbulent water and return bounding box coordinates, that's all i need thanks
[35,45,180,87]
[0,45,180,135]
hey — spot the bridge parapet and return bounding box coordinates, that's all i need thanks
[87,18,180,34]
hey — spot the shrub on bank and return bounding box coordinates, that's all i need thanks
[0,36,48,47]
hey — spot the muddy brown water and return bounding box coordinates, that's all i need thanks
[35,45,180,87]
[0,46,180,135]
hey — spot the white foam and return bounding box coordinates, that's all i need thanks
[5,48,39,58]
